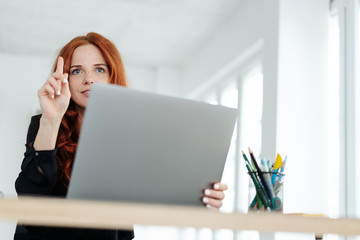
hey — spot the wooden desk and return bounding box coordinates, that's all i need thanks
[0,197,359,237]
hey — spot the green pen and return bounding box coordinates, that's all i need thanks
[242,151,256,171]
[246,164,271,209]
[256,194,263,208]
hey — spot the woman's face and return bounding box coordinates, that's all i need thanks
[69,44,110,108]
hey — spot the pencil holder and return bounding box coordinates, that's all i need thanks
[247,171,285,212]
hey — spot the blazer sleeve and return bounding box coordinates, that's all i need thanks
[15,115,59,195]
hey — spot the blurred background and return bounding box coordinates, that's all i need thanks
[0,0,359,239]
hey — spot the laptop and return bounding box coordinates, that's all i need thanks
[67,83,238,206]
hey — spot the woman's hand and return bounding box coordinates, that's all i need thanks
[37,57,71,122]
[34,57,71,151]
[202,182,228,209]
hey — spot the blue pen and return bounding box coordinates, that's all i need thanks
[277,156,287,181]
[273,157,286,193]
[261,158,275,200]
[271,154,282,184]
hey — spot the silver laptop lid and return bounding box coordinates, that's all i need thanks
[67,83,238,206]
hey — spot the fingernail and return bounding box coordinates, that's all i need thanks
[214,184,220,190]
[63,78,68,83]
[51,94,54,99]
[205,189,211,196]
[203,197,209,203]
[206,204,212,209]
[56,90,61,95]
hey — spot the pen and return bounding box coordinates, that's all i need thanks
[271,153,282,184]
[277,156,287,182]
[274,182,283,194]
[261,158,276,200]
[245,164,271,209]
[242,150,262,187]
[242,150,255,172]
[248,147,272,200]
[250,196,257,209]
[257,195,263,208]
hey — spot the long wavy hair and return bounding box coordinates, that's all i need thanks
[53,32,127,186]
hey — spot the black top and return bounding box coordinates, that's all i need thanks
[15,115,134,240]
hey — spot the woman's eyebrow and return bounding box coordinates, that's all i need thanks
[94,63,108,67]
[69,63,108,69]
[69,65,82,69]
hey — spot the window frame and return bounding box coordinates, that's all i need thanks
[333,0,360,224]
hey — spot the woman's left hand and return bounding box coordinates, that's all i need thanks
[202,182,228,209]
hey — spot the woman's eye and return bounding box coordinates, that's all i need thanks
[71,69,81,75]
[96,67,105,73]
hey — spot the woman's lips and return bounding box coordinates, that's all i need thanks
[82,90,90,96]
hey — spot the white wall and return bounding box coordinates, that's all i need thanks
[276,0,329,215]
[0,53,51,239]
[125,64,157,92]
[0,53,51,198]
[180,0,280,159]
[126,64,182,96]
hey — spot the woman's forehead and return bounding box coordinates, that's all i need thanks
[71,44,106,65]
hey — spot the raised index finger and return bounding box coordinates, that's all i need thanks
[55,56,64,74]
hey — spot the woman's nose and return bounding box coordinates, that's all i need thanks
[83,79,94,85]
[83,73,94,85]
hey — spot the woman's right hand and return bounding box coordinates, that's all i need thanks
[37,57,71,122]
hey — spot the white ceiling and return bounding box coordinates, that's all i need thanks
[0,0,243,66]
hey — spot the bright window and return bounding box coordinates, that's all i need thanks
[327,2,340,220]
[198,67,263,240]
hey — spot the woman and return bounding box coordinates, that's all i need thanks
[15,32,228,240]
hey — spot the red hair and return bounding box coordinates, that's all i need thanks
[54,32,127,185]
